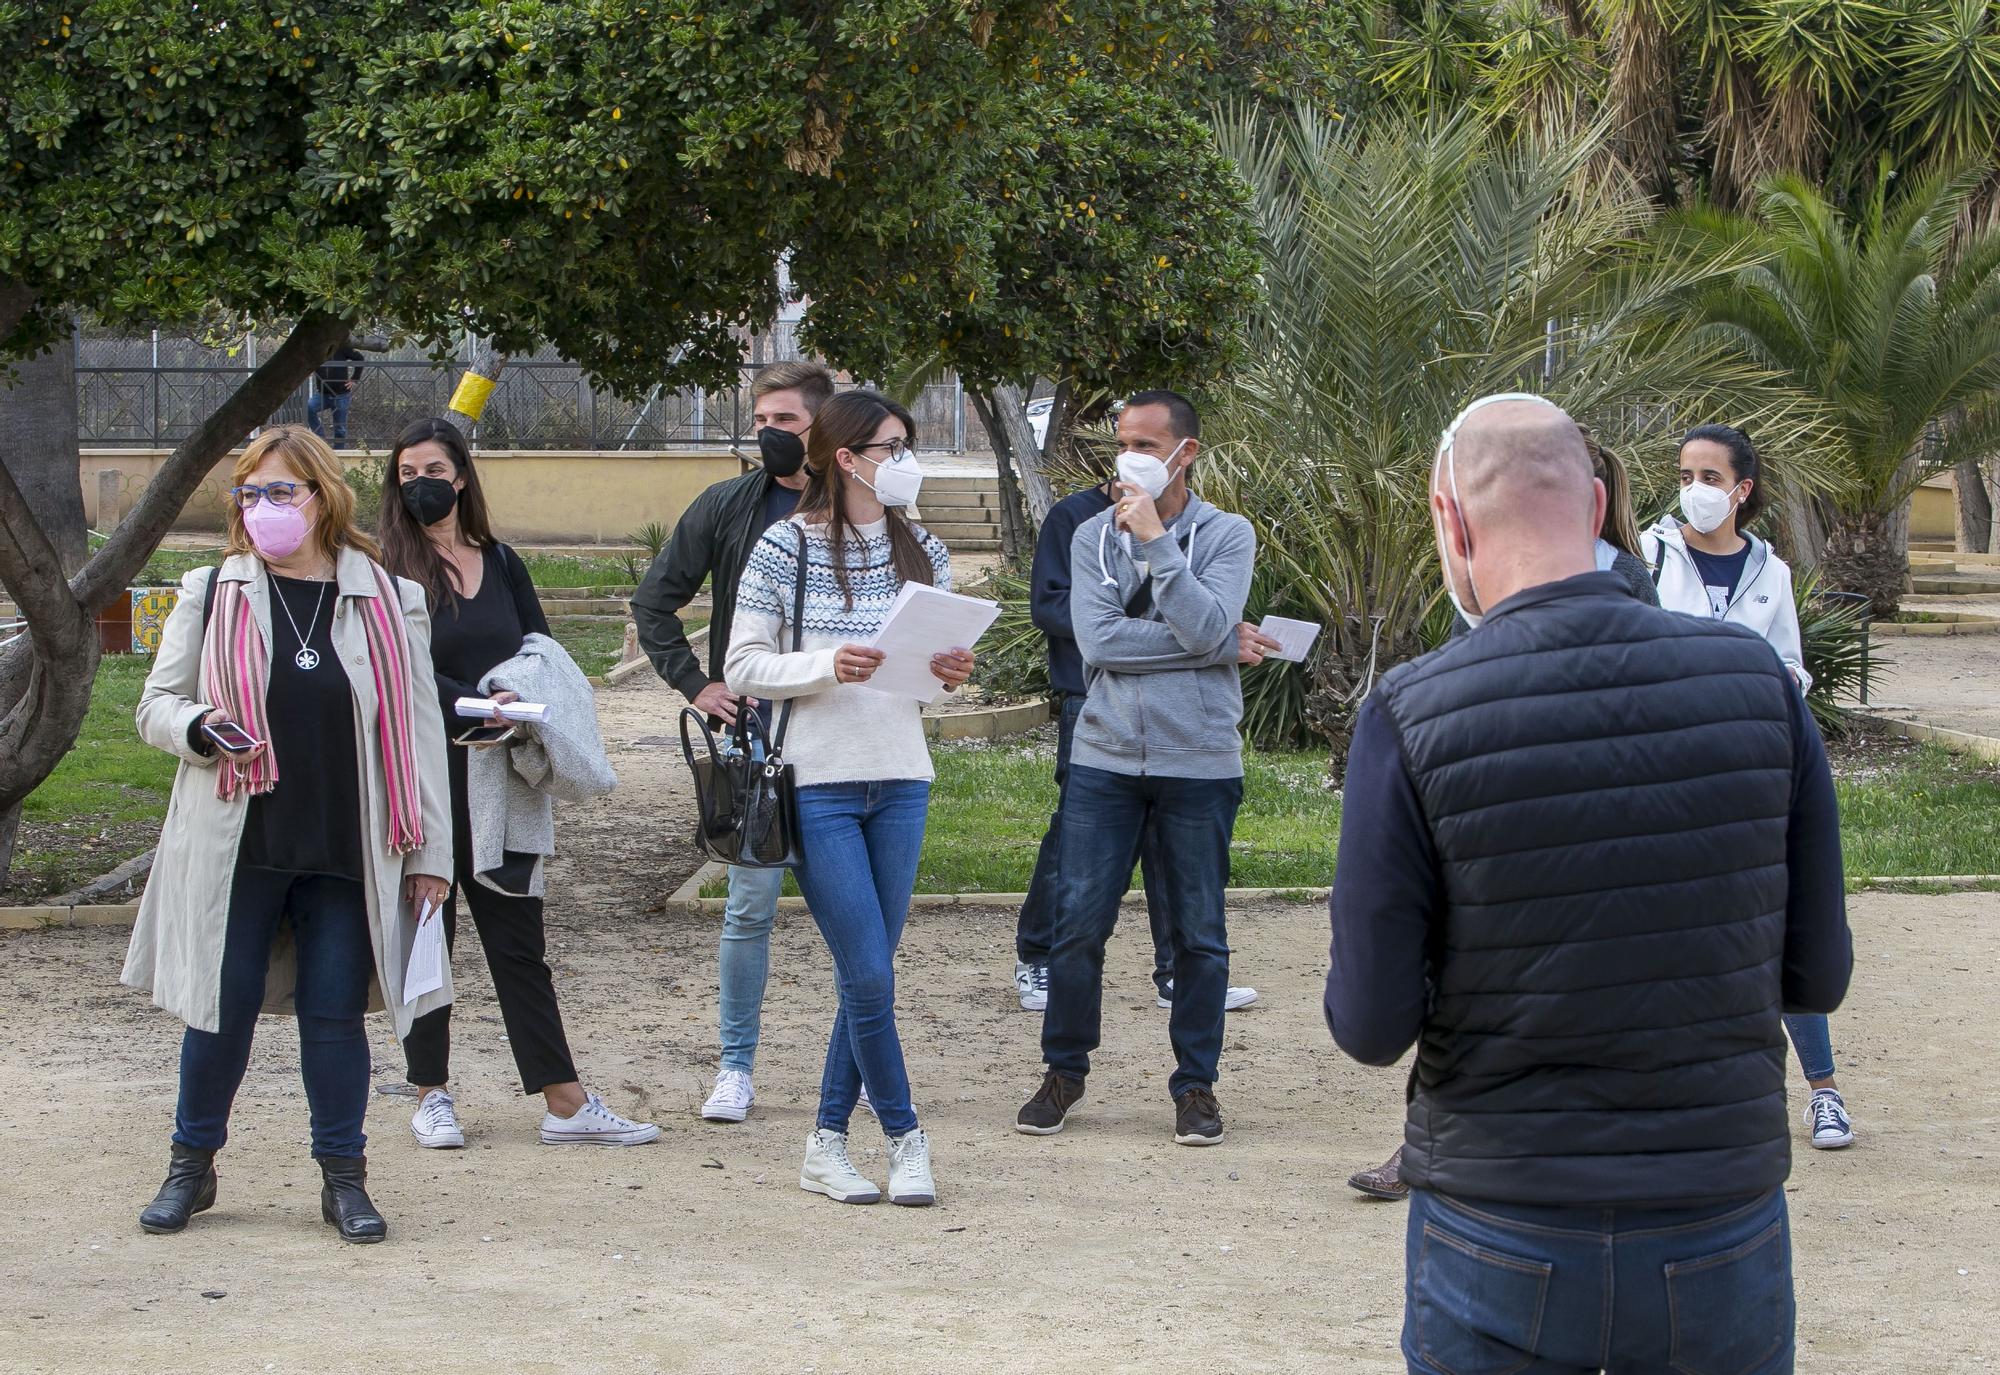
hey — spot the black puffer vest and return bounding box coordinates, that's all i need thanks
[1374,573,1799,1207]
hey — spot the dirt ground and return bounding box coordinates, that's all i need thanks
[1874,592,2000,739]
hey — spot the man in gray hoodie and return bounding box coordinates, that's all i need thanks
[1014,390,1256,1147]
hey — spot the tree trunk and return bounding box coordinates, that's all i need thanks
[0,312,350,885]
[966,389,1033,561]
[0,799,20,887]
[986,382,1058,525]
[1776,488,1830,575]
[1957,458,1994,553]
[1820,504,1910,619]
[0,325,86,575]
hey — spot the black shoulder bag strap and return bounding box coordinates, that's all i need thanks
[1122,524,1195,620]
[200,565,221,635]
[1649,536,1668,587]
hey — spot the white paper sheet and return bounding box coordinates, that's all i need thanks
[1258,615,1323,663]
[454,697,550,723]
[403,899,445,1005]
[862,582,1001,703]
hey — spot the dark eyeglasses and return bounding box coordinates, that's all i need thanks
[853,438,912,459]
[228,481,311,509]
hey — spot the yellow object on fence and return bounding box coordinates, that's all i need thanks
[449,371,499,420]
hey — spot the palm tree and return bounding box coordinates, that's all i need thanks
[1677,170,2000,614]
[1201,108,1798,764]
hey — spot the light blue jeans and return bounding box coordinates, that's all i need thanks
[1782,1014,1836,1083]
[718,863,786,1072]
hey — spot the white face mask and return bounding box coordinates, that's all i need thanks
[859,450,924,508]
[1114,439,1190,501]
[1679,480,1739,535]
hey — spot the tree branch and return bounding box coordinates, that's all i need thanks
[0,281,37,354]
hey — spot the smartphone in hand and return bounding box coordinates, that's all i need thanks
[201,720,262,754]
[453,723,517,748]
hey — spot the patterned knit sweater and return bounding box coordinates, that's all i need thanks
[724,514,953,786]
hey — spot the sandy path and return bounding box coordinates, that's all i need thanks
[1,882,1994,1374]
[1874,594,2000,738]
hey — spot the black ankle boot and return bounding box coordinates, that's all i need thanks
[139,1143,218,1234]
[318,1156,387,1243]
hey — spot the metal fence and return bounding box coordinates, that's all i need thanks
[74,332,969,452]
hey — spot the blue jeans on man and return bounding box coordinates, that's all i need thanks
[1404,1187,1795,1373]
[1041,764,1241,1098]
[306,389,352,443]
[1016,692,1179,994]
[716,707,787,1073]
[790,779,931,1138]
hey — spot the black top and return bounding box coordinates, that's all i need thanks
[240,575,365,880]
[1029,484,1116,697]
[761,481,801,539]
[1688,539,1753,615]
[316,347,365,394]
[428,543,549,724]
[1324,572,1850,1207]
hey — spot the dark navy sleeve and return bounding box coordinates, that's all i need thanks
[1325,696,1442,1066]
[1781,684,1852,1014]
[1029,499,1084,640]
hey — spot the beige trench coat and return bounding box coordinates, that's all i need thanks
[121,548,455,1038]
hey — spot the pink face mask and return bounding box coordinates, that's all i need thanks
[243,491,317,560]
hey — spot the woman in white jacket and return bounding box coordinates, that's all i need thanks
[1643,423,1854,1151]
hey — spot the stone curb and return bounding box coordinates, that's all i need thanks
[1857,713,2000,765]
[0,903,140,931]
[1871,615,2000,637]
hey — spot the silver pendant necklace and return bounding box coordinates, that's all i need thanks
[272,575,330,670]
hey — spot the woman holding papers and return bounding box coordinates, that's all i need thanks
[379,417,658,1150]
[122,426,452,1242]
[725,389,975,1208]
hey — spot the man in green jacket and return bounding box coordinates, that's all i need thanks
[632,359,833,1125]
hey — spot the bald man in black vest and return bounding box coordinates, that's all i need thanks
[1326,395,1850,1372]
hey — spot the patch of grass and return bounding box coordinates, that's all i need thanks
[546,613,705,678]
[134,547,224,586]
[1889,610,1951,624]
[1834,743,2000,879]
[521,553,647,588]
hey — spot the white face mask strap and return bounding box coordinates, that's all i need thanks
[1433,392,1560,614]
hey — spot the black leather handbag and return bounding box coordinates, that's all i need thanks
[679,525,806,869]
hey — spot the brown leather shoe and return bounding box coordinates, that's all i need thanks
[1015,1069,1086,1135]
[1348,1146,1407,1200]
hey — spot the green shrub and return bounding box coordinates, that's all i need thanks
[344,456,388,535]
[1798,571,1870,736]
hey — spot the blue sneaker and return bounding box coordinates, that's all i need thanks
[1806,1088,1855,1149]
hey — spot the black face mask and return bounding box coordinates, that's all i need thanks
[757,426,806,477]
[400,476,459,527]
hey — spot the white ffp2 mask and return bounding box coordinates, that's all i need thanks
[1114,439,1190,500]
[862,451,924,508]
[1680,481,1738,535]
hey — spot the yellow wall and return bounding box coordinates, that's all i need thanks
[1912,473,1955,541]
[80,448,747,544]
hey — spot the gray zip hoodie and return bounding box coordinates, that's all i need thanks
[1067,495,1255,780]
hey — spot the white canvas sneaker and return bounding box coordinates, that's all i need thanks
[410,1089,465,1149]
[1156,980,1260,1011]
[887,1128,937,1207]
[700,1069,755,1123]
[856,1083,876,1119]
[539,1092,662,1146]
[800,1129,882,1204]
[1015,960,1049,1012]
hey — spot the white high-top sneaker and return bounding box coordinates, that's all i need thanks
[800,1129,882,1204]
[410,1089,465,1149]
[700,1069,755,1123]
[887,1127,937,1207]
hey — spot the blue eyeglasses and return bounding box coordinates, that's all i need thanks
[228,481,309,509]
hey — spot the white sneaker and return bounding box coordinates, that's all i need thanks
[887,1127,937,1207]
[1015,960,1049,1012]
[700,1069,755,1123]
[410,1089,465,1149]
[1156,980,1260,1011]
[800,1129,881,1204]
[856,1084,876,1119]
[539,1092,662,1146]
[1806,1088,1855,1149]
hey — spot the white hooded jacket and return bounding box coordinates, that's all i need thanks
[1642,517,1812,692]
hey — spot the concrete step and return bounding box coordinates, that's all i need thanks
[539,597,631,616]
[916,490,1000,509]
[1910,575,2000,595]
[925,476,999,493]
[936,537,1002,553]
[922,521,1005,543]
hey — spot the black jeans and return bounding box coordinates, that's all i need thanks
[1041,765,1242,1098]
[402,755,577,1094]
[1016,693,1178,992]
[175,863,374,1158]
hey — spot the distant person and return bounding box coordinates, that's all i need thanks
[1646,422,1855,1151]
[1013,442,1269,1014]
[1327,394,1850,1369]
[307,344,366,446]
[1347,426,1660,1202]
[1014,390,1255,1148]
[725,389,973,1207]
[631,359,831,1126]
[380,417,657,1150]
[123,425,454,1243]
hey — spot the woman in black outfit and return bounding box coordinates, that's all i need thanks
[380,417,657,1148]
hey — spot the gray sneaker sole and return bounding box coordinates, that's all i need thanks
[800,1177,881,1204]
[889,1191,936,1207]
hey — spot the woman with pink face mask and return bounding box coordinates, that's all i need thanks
[122,425,454,1244]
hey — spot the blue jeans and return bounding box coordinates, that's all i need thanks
[1405,1188,1794,1374]
[1782,1014,1835,1082]
[1017,694,1178,993]
[1041,765,1241,1098]
[306,389,352,442]
[175,865,375,1158]
[791,780,930,1137]
[719,863,786,1072]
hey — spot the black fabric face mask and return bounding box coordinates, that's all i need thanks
[400,476,459,526]
[757,426,806,477]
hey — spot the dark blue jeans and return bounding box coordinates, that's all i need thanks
[306,389,352,442]
[1405,1188,1795,1374]
[175,865,375,1159]
[792,780,930,1138]
[1016,694,1178,993]
[1041,764,1241,1098]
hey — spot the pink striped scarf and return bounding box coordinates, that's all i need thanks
[200,563,426,855]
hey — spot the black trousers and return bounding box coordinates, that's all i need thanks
[402,751,577,1094]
